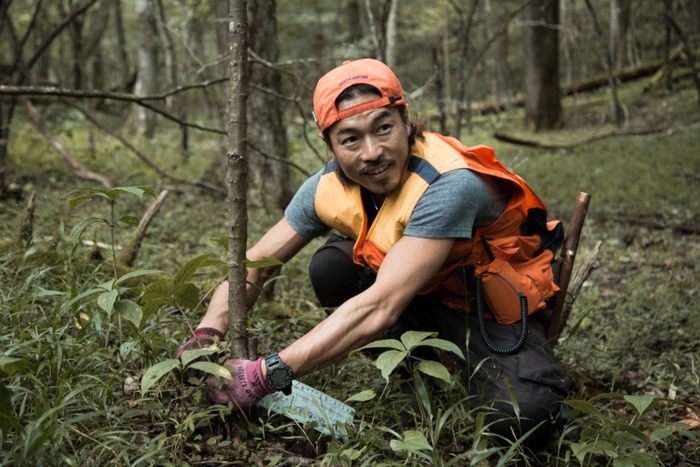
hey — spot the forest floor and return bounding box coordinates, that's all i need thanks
[1,77,699,466]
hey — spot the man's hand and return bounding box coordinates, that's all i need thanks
[207,358,273,408]
[175,327,225,359]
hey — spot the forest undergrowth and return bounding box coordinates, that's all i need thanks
[1,78,699,466]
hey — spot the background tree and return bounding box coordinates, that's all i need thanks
[247,0,296,209]
[126,0,159,137]
[523,0,562,130]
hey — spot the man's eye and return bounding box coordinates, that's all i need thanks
[341,136,358,145]
[377,124,392,133]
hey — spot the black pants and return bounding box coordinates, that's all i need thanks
[308,236,570,453]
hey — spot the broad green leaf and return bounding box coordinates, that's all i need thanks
[117,215,141,227]
[0,356,26,376]
[650,428,671,443]
[611,422,652,445]
[375,350,407,381]
[181,346,219,367]
[175,283,201,309]
[34,288,65,298]
[613,459,636,467]
[189,362,233,380]
[246,257,283,269]
[97,289,118,316]
[68,194,93,211]
[142,278,172,302]
[141,359,180,394]
[416,338,465,359]
[69,217,109,238]
[415,360,451,383]
[625,451,661,467]
[563,399,604,420]
[113,186,150,199]
[354,338,405,354]
[400,331,437,351]
[390,430,433,452]
[210,236,228,253]
[174,254,215,287]
[64,287,105,309]
[345,389,375,403]
[114,300,143,328]
[115,269,162,285]
[624,395,656,417]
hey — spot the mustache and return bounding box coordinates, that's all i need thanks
[358,158,392,175]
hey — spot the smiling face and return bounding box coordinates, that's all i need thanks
[327,93,410,200]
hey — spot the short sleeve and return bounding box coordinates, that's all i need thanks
[284,169,331,238]
[404,169,505,239]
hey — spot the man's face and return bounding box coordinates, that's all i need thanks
[327,93,410,197]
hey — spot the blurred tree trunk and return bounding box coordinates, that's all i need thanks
[203,0,295,209]
[523,0,562,130]
[126,0,159,137]
[610,0,632,70]
[113,0,131,91]
[247,0,295,209]
[584,0,623,125]
[561,0,574,84]
[365,0,384,61]
[66,0,87,89]
[153,0,187,151]
[385,0,398,68]
[452,0,479,138]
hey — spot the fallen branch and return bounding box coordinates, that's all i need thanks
[116,190,169,267]
[494,125,667,149]
[17,191,37,247]
[16,96,113,188]
[558,239,602,337]
[60,98,227,195]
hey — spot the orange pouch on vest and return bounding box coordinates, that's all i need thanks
[479,258,546,325]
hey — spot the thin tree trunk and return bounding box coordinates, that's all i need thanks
[665,0,700,106]
[246,0,295,209]
[227,0,250,360]
[365,0,383,61]
[127,0,159,137]
[113,0,131,90]
[433,48,447,135]
[452,0,480,138]
[153,0,187,151]
[615,0,632,70]
[584,0,623,125]
[524,0,562,130]
[385,0,399,68]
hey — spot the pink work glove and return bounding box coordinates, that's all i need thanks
[207,358,274,409]
[175,328,225,382]
[175,327,225,359]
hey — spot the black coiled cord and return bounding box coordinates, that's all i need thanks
[475,274,529,355]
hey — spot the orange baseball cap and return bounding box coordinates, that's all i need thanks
[312,58,404,131]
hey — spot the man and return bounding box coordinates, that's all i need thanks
[178,59,570,452]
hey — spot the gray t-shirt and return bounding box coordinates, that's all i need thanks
[284,167,508,240]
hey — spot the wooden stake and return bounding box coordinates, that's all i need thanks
[547,192,592,348]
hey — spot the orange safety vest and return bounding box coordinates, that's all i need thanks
[315,132,564,324]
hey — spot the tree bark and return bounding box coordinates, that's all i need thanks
[365,0,383,61]
[385,0,399,68]
[523,0,562,130]
[113,0,131,90]
[452,0,480,138]
[246,0,295,210]
[127,0,159,137]
[584,0,624,125]
[227,0,250,360]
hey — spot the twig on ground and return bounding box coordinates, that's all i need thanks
[116,190,169,267]
[17,191,36,247]
[16,96,113,188]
